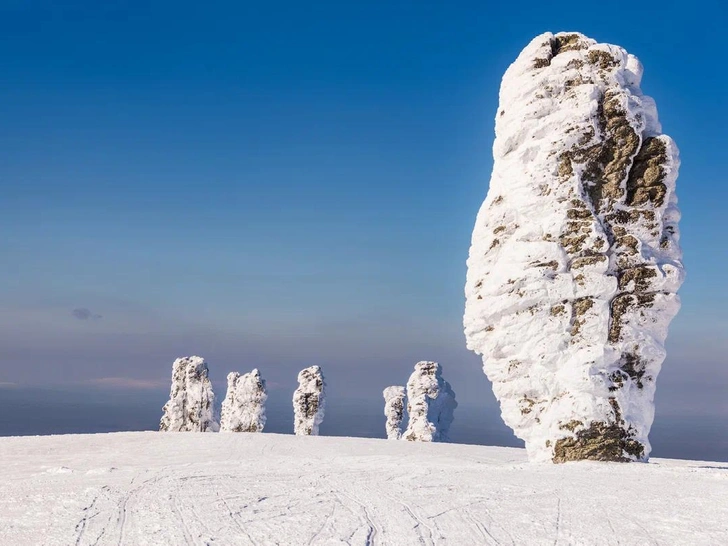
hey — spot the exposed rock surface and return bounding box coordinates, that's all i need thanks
[160,356,218,432]
[293,366,326,436]
[464,32,684,462]
[383,386,407,440]
[220,369,268,433]
[403,362,457,442]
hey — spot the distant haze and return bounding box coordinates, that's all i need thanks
[1,381,726,463]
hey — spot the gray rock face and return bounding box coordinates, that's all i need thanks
[383,386,407,440]
[220,369,267,433]
[160,356,218,432]
[463,32,684,462]
[403,362,457,442]
[293,366,326,436]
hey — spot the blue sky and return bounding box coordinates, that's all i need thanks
[0,1,726,426]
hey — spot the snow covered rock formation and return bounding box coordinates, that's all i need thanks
[293,366,326,436]
[160,356,219,432]
[464,32,684,462]
[220,369,267,433]
[383,386,407,440]
[403,362,457,442]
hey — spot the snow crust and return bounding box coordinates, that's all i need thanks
[1,432,726,545]
[403,361,457,442]
[159,356,218,432]
[220,369,267,433]
[293,366,326,436]
[464,32,684,462]
[383,386,407,440]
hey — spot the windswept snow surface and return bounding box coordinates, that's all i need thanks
[0,432,726,545]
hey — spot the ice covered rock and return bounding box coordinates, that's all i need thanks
[159,356,219,432]
[464,32,684,462]
[220,369,267,433]
[293,366,326,436]
[403,362,457,442]
[383,386,407,440]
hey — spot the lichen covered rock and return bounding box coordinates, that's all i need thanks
[293,366,326,436]
[464,32,684,462]
[220,369,268,433]
[383,386,407,440]
[403,362,457,442]
[160,356,218,432]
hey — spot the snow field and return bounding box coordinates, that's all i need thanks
[0,432,726,545]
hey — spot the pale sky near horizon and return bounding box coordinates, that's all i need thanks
[1,1,726,428]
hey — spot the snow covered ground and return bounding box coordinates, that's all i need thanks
[0,432,725,545]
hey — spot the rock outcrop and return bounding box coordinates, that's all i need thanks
[464,32,684,462]
[293,366,326,436]
[160,356,218,432]
[383,386,407,440]
[220,369,267,433]
[403,362,457,442]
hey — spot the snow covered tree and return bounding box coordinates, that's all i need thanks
[220,369,267,433]
[383,386,406,440]
[464,32,684,462]
[160,356,218,432]
[293,366,326,436]
[403,362,457,442]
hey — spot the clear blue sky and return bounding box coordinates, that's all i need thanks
[0,1,726,426]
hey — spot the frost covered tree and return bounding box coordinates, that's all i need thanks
[403,362,457,442]
[160,356,219,432]
[293,366,326,436]
[220,369,267,433]
[383,386,406,440]
[464,32,684,462]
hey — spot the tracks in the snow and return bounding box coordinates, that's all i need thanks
[4,433,727,546]
[339,491,380,545]
[74,487,107,546]
[215,488,257,545]
[71,471,519,546]
[391,496,434,545]
[116,474,165,546]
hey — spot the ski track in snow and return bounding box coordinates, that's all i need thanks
[0,432,726,545]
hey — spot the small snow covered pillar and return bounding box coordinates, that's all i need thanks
[293,366,326,436]
[220,369,268,433]
[403,361,458,442]
[160,356,219,432]
[383,386,407,440]
[464,32,684,462]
